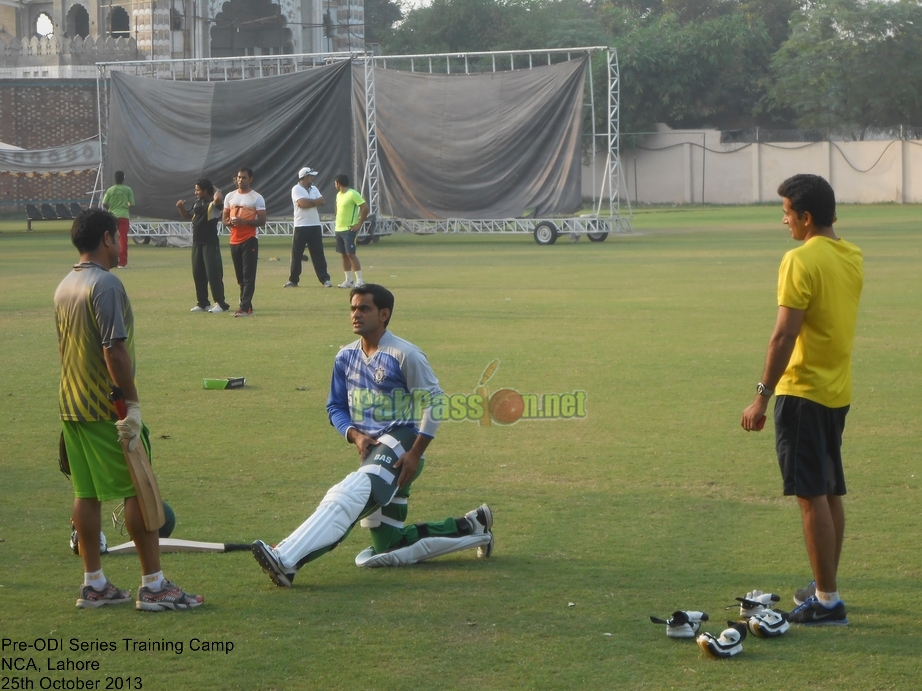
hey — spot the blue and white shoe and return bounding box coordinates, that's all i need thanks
[786,596,849,626]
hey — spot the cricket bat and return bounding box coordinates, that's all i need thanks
[111,388,165,533]
[477,359,500,427]
[108,538,251,555]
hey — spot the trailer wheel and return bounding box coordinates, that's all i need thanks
[132,236,151,245]
[533,221,558,246]
[356,234,373,245]
[587,231,608,242]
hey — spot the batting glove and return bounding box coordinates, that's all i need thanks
[115,400,142,451]
[696,621,747,658]
[747,609,790,638]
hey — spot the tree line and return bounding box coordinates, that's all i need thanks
[362,0,922,136]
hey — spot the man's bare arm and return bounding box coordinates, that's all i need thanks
[741,306,804,431]
[104,339,139,403]
[352,202,369,231]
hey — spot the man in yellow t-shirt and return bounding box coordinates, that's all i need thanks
[741,174,863,627]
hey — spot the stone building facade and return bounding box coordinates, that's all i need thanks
[0,0,364,73]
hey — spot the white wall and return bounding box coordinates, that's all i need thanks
[583,125,922,205]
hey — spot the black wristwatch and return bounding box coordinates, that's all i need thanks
[756,383,774,397]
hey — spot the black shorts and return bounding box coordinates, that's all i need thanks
[335,230,357,255]
[774,395,848,497]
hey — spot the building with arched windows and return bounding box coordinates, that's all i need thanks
[0,0,364,75]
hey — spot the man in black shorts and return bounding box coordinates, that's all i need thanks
[741,174,863,626]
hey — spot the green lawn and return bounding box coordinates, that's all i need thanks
[1,206,919,690]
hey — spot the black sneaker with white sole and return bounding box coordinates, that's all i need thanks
[252,540,297,587]
[786,597,849,626]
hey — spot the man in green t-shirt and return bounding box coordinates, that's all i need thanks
[333,173,368,288]
[101,171,135,269]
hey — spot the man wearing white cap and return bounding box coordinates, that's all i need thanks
[285,167,331,288]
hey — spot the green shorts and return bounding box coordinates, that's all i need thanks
[61,420,150,501]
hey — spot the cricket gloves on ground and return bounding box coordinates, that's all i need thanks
[735,590,781,618]
[746,609,790,638]
[696,621,747,658]
[650,611,709,638]
[115,400,142,451]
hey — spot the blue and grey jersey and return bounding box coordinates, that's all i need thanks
[327,331,443,439]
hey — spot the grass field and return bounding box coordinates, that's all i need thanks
[1,205,920,690]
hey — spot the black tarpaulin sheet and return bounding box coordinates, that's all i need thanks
[106,61,352,218]
[355,57,587,219]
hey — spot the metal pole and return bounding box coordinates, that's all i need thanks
[93,64,107,206]
[701,133,705,204]
[363,54,380,216]
[587,54,596,211]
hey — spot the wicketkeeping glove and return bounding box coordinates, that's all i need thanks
[115,400,142,451]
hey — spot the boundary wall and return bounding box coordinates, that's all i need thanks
[582,126,922,205]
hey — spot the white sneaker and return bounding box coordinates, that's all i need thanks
[650,610,709,638]
[465,504,493,558]
[322,281,333,288]
[190,305,206,312]
[354,279,365,288]
[208,304,226,314]
[337,280,354,289]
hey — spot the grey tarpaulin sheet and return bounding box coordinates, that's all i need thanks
[354,57,587,219]
[106,61,352,219]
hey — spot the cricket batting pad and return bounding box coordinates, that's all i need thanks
[354,533,493,568]
[274,471,373,569]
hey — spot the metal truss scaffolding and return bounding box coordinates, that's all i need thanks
[96,47,631,245]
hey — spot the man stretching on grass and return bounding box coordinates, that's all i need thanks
[741,174,863,626]
[252,284,493,586]
[55,208,203,611]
